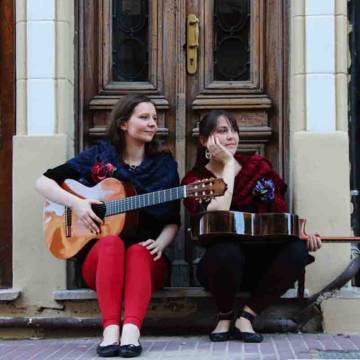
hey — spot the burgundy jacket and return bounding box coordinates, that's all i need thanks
[182,154,288,214]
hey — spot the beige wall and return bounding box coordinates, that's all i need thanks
[13,136,67,308]
[12,0,74,309]
[290,0,358,333]
[290,0,352,293]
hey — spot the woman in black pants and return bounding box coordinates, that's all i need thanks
[182,110,321,343]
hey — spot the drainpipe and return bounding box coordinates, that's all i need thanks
[349,1,360,238]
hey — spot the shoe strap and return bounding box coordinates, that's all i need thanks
[217,310,234,320]
[240,310,255,323]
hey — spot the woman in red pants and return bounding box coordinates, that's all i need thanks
[36,94,180,358]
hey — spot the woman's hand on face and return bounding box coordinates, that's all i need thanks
[140,239,163,261]
[206,135,234,165]
[306,233,322,252]
[71,198,103,234]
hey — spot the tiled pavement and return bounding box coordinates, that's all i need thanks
[1,334,360,359]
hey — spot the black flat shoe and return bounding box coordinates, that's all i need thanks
[96,343,120,357]
[119,344,142,358]
[230,326,264,343]
[209,331,231,342]
[209,310,234,342]
[231,310,264,343]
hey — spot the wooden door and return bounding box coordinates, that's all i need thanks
[76,0,288,287]
[0,0,15,287]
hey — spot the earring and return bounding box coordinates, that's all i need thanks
[205,150,212,160]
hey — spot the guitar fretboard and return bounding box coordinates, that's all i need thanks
[105,186,186,216]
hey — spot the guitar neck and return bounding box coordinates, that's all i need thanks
[105,185,187,216]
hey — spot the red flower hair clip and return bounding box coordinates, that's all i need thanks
[91,162,117,183]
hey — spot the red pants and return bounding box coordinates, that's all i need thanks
[81,235,168,329]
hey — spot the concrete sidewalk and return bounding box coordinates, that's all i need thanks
[1,334,360,359]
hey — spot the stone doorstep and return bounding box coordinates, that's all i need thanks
[0,289,21,301]
[4,287,360,303]
[52,287,309,301]
[332,287,360,298]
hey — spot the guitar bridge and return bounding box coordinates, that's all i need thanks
[64,207,72,237]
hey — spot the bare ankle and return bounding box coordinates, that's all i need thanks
[101,324,120,346]
[243,305,257,317]
[120,323,140,346]
[212,319,231,334]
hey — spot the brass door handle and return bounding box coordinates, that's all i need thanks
[187,14,199,74]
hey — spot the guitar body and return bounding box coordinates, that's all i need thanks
[43,176,227,259]
[44,178,137,259]
[192,211,300,246]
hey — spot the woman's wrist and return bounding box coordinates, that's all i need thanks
[67,194,81,208]
[154,238,165,251]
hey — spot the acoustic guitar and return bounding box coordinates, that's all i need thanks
[44,177,226,259]
[191,211,360,246]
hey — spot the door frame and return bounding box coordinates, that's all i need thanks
[74,0,290,287]
[0,0,15,287]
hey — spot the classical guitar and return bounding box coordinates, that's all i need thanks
[191,211,360,246]
[44,177,226,259]
[191,211,301,246]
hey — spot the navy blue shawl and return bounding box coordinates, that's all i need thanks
[67,140,180,223]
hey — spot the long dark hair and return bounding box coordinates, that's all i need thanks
[106,94,165,159]
[195,110,239,167]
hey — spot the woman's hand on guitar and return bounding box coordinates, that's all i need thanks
[140,239,163,261]
[306,233,322,252]
[206,135,235,166]
[71,198,103,234]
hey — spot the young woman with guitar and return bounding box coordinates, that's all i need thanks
[36,94,181,358]
[182,110,322,343]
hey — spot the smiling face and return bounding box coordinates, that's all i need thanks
[119,101,158,144]
[207,115,239,154]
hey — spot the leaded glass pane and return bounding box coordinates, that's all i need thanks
[214,0,250,81]
[112,0,149,81]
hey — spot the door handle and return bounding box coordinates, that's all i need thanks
[187,14,199,75]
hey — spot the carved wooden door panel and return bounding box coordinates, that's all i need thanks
[77,0,288,287]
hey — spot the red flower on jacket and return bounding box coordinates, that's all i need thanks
[91,162,116,183]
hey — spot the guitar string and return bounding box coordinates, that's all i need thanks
[104,186,186,216]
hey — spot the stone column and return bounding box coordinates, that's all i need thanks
[13,0,74,308]
[290,0,351,295]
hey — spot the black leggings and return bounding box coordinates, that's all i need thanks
[197,240,310,314]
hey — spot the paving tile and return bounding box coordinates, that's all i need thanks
[243,342,259,353]
[332,334,359,351]
[349,335,360,349]
[3,334,360,359]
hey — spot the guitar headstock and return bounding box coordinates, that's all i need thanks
[186,178,227,202]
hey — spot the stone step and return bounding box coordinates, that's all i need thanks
[52,286,308,301]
